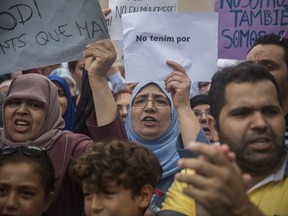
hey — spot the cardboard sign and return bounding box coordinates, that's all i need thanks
[216,0,288,60]
[0,0,108,74]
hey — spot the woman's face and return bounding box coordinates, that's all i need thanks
[116,92,131,122]
[54,83,68,116]
[71,58,86,94]
[0,163,53,216]
[4,99,46,142]
[131,84,171,141]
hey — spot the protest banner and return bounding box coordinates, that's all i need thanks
[216,0,288,60]
[122,12,218,83]
[0,0,108,75]
[108,0,177,40]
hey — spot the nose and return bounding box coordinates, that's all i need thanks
[16,102,28,115]
[199,112,208,122]
[121,105,129,117]
[146,100,154,107]
[144,100,156,112]
[5,191,19,210]
[251,112,267,131]
[90,194,104,214]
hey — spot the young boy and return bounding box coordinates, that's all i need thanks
[69,139,162,216]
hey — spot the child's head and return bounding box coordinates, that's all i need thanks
[0,146,55,216]
[69,139,162,216]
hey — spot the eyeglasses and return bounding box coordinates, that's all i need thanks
[198,82,210,89]
[0,146,45,157]
[193,109,211,118]
[133,97,170,107]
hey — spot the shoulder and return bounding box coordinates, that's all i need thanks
[52,132,92,156]
[158,210,187,216]
[160,169,196,215]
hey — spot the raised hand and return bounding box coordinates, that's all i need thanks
[176,142,262,216]
[83,39,117,80]
[165,60,191,109]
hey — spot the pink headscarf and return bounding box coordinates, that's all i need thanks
[0,74,66,149]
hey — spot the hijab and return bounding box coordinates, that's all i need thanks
[0,74,65,149]
[73,69,94,136]
[50,68,78,95]
[126,81,180,179]
[47,75,76,131]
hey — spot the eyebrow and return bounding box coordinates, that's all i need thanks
[193,108,210,111]
[135,93,167,98]
[230,104,280,112]
[0,183,38,190]
[258,59,276,63]
[18,185,39,190]
[0,183,10,187]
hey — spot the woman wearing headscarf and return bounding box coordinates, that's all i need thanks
[126,81,180,190]
[0,39,127,216]
[125,60,202,215]
[47,75,76,131]
[50,67,78,96]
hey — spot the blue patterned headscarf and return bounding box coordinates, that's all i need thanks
[126,81,180,179]
[47,75,76,131]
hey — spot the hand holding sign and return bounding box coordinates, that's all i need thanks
[165,60,191,110]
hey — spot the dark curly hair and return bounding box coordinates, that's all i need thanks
[69,139,162,199]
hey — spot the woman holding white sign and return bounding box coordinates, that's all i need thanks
[125,61,205,215]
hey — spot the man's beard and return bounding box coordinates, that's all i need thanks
[219,131,286,176]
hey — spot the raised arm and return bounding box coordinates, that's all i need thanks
[83,39,117,126]
[165,60,201,147]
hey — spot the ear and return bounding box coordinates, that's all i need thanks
[138,184,154,209]
[43,192,55,212]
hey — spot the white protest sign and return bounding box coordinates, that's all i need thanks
[0,0,108,75]
[122,12,218,83]
[108,0,177,41]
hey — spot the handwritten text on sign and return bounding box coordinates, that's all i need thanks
[216,0,288,60]
[0,0,108,74]
[108,0,177,40]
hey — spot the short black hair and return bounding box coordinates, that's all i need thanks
[190,94,210,109]
[249,33,288,67]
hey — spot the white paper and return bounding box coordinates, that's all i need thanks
[122,12,218,83]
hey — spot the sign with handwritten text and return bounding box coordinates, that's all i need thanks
[122,12,218,83]
[216,0,288,60]
[108,0,177,40]
[0,0,108,74]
